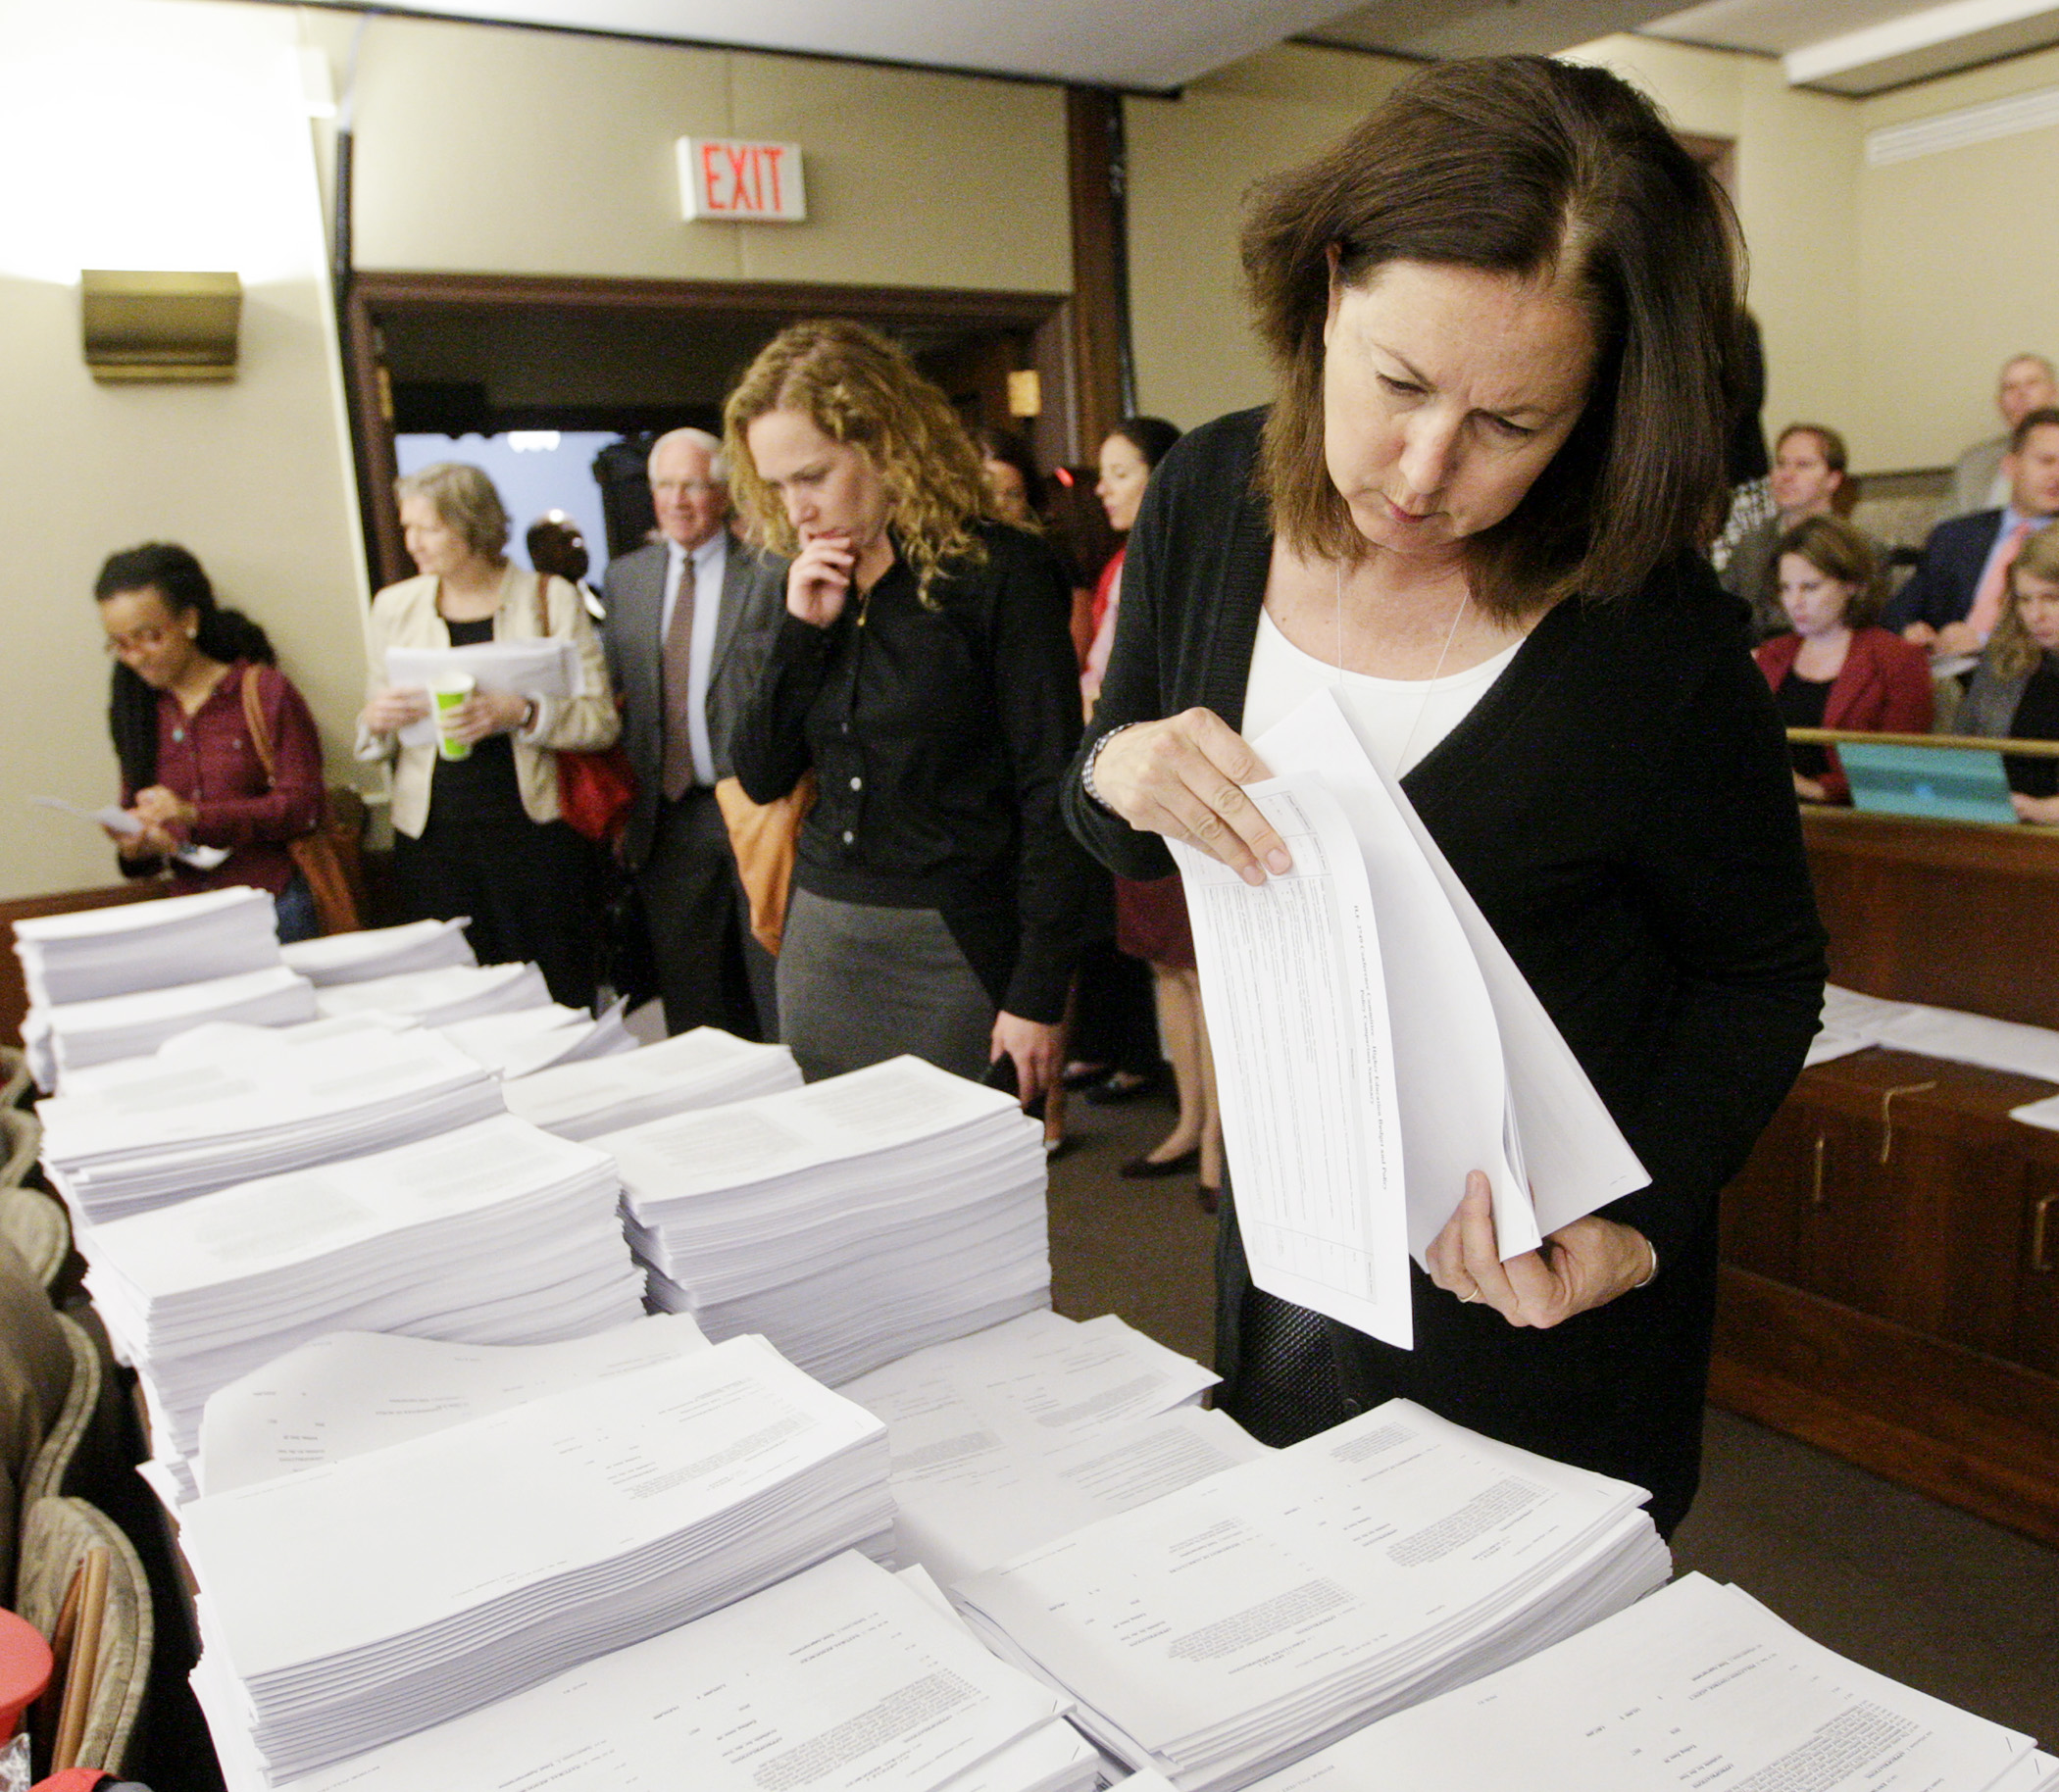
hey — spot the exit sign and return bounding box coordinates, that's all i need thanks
[678,138,807,223]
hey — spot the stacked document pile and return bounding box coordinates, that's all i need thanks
[607,1056,1049,1384]
[436,997,635,1079]
[26,966,317,1084]
[82,1114,643,1497]
[279,917,475,986]
[196,1552,1077,1792]
[37,1017,503,1222]
[15,884,280,1007]
[1241,1571,2044,1792]
[180,1335,894,1780]
[953,1399,1670,1792]
[841,1310,1265,1584]
[313,960,550,1025]
[501,1025,800,1140]
[197,1314,713,1495]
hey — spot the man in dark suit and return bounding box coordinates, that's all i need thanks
[1888,407,2059,655]
[602,427,785,1037]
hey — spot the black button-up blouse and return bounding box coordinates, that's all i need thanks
[729,523,1094,1023]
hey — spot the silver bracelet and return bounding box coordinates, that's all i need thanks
[1081,722,1140,814]
[1632,1237,1658,1289]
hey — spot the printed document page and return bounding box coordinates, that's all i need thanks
[1170,779,1413,1346]
[386,639,582,746]
[1256,689,1644,1244]
[1242,1571,2034,1792]
[197,1314,713,1494]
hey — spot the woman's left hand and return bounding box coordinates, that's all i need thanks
[132,785,194,828]
[440,690,531,745]
[1791,772,1828,802]
[1426,1173,1654,1327]
[2012,791,2059,824]
[990,1012,1063,1110]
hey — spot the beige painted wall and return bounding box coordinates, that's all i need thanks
[1854,43,2059,473]
[326,11,1071,294]
[0,0,368,904]
[1125,45,1414,431]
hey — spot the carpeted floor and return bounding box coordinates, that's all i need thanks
[1046,1077,2059,1750]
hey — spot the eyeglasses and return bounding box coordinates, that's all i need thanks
[103,624,176,657]
[652,480,724,498]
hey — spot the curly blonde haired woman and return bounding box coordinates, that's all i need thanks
[726,320,1094,1099]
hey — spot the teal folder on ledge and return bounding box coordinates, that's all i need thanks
[1839,740,2019,825]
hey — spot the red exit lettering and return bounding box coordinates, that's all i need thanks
[697,141,795,217]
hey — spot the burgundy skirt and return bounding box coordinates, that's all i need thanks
[1115,873,1194,971]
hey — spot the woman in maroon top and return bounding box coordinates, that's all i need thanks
[96,544,327,941]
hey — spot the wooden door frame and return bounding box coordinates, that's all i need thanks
[341,271,1079,592]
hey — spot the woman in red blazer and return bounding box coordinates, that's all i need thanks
[1754,515,1934,803]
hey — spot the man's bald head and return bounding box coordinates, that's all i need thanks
[648,427,729,551]
[1999,356,2058,430]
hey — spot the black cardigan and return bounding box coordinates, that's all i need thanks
[1064,409,1827,1527]
[733,521,1093,1023]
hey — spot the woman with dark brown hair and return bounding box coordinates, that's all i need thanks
[1063,56,1825,1535]
[1754,515,1933,802]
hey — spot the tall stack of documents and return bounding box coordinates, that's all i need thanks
[312,960,550,1025]
[606,1057,1049,1384]
[500,1026,801,1141]
[83,1114,643,1496]
[1239,1571,2043,1792]
[37,1018,504,1222]
[180,1335,894,1780]
[840,1311,1266,1585]
[194,1553,1075,1792]
[953,1399,1670,1791]
[279,917,476,986]
[15,885,281,1007]
[15,886,299,1089]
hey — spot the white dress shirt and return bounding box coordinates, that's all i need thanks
[662,530,728,787]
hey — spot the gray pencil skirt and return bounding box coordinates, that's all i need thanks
[776,886,996,1084]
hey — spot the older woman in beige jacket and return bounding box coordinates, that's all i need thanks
[358,462,619,1006]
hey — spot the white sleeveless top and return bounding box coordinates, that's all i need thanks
[1242,607,1523,779]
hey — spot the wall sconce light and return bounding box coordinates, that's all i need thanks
[80,270,241,382]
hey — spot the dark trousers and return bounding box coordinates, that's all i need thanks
[394,811,598,1011]
[635,788,775,1040]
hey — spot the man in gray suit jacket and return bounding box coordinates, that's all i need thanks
[602,427,785,1037]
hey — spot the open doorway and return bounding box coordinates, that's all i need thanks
[342,274,1080,591]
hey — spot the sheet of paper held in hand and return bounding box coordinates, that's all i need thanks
[384,639,582,746]
[1168,688,1646,1349]
[30,795,230,870]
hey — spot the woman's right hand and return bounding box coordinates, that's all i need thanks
[110,819,175,860]
[1091,709,1294,886]
[359,684,429,735]
[786,531,856,628]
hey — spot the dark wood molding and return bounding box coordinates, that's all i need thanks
[1712,1267,2059,1549]
[341,271,1075,590]
[1065,87,1134,457]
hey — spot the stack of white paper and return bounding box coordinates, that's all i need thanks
[181,1335,894,1780]
[313,961,551,1025]
[1806,983,1916,1067]
[25,965,318,1087]
[195,1552,1074,1792]
[435,997,636,1079]
[501,1025,801,1140]
[605,1057,1049,1385]
[1170,692,1648,1352]
[386,638,582,748]
[14,885,281,1007]
[279,918,476,986]
[197,1314,713,1495]
[37,1020,504,1222]
[1240,1571,2039,1792]
[841,1311,1265,1585]
[953,1399,1670,1792]
[83,1114,644,1493]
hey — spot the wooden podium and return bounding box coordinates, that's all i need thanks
[1712,806,2059,1546]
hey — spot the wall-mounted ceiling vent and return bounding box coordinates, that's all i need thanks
[1866,83,2059,167]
